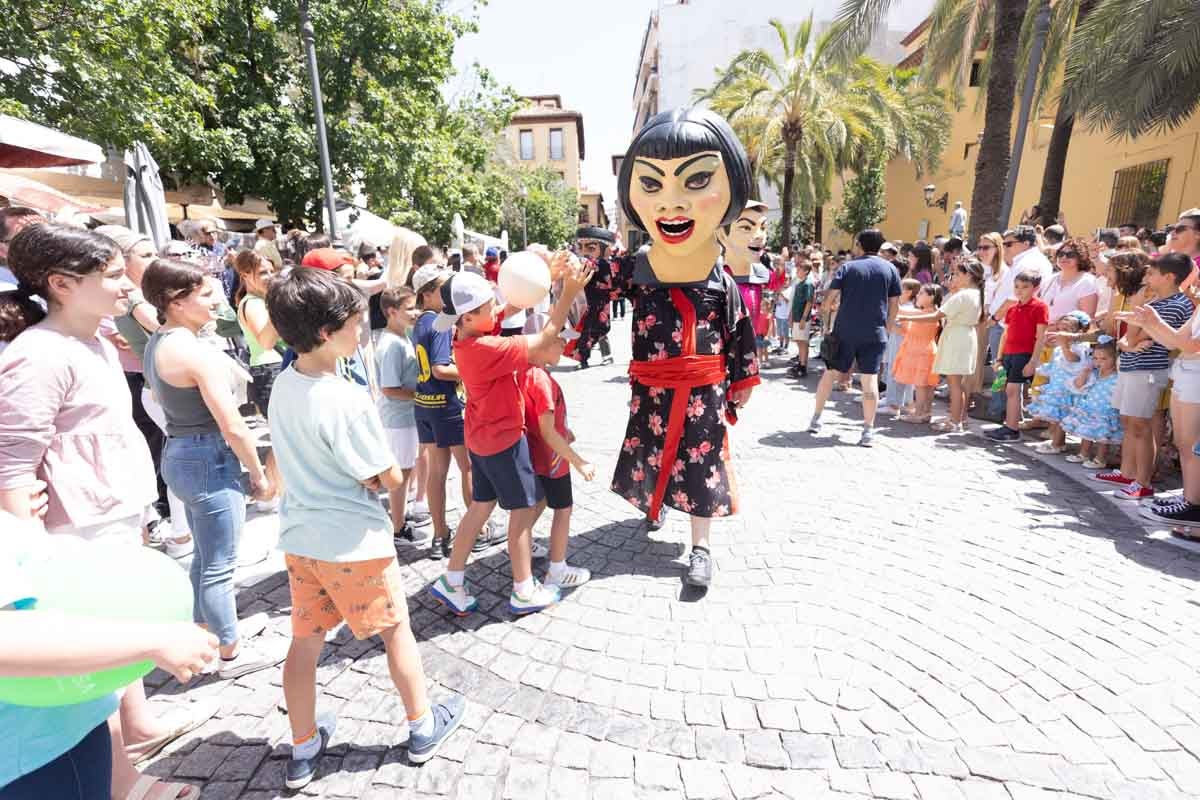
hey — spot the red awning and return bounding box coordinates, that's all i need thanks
[0,172,104,215]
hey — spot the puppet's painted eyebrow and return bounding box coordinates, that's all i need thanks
[674,153,719,176]
[634,159,666,176]
[734,216,757,226]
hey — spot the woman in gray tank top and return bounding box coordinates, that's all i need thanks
[143,258,282,681]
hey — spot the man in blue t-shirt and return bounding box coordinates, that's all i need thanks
[807,228,901,447]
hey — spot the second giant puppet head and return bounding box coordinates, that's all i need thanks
[618,107,752,284]
[717,200,769,278]
[575,225,615,262]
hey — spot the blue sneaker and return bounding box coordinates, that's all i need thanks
[285,713,336,789]
[408,695,466,764]
[429,575,477,616]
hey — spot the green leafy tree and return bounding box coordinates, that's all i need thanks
[495,166,578,250]
[0,0,518,240]
[696,16,946,246]
[834,155,888,236]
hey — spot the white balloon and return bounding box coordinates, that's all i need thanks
[498,251,551,309]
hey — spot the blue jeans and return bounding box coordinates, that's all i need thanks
[162,432,245,646]
[987,324,1006,417]
[0,722,111,800]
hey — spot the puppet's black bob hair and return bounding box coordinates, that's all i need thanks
[618,107,752,235]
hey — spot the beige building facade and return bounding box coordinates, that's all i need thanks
[505,95,585,190]
[824,20,1200,249]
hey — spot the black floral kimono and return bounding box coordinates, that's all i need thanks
[571,257,618,364]
[579,253,760,519]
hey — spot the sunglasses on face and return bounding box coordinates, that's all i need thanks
[977,244,995,251]
[1056,250,1079,259]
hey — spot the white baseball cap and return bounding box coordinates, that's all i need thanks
[254,218,275,232]
[433,272,493,332]
[411,264,450,295]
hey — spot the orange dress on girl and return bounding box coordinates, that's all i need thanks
[891,319,940,387]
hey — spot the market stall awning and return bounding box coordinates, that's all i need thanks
[0,171,104,215]
[0,116,105,168]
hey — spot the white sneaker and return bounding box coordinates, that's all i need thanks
[531,540,549,560]
[430,575,478,616]
[509,581,559,616]
[545,563,591,589]
[217,641,285,680]
[807,417,823,434]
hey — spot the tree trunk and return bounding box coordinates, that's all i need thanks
[1034,0,1095,228]
[1035,102,1073,227]
[967,0,1027,242]
[780,135,798,250]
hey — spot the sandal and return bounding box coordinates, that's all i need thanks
[1064,453,1085,463]
[125,699,219,765]
[930,420,955,432]
[1032,441,1065,455]
[1081,458,1107,469]
[125,774,197,800]
[900,414,931,424]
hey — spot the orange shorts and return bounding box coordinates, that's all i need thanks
[284,554,409,640]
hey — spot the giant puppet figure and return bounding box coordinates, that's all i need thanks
[577,107,759,586]
[718,200,772,342]
[572,225,616,368]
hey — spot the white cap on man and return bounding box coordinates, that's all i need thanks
[412,264,450,295]
[254,218,275,232]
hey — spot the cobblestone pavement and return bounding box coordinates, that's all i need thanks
[143,317,1200,799]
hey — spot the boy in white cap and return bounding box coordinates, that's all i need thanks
[429,254,593,616]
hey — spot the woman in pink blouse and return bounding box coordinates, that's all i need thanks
[0,223,209,800]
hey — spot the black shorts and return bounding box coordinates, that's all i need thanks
[416,413,465,448]
[248,362,282,418]
[828,338,886,375]
[1002,353,1034,384]
[469,437,544,510]
[538,473,573,510]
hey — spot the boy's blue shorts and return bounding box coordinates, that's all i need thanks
[469,436,543,510]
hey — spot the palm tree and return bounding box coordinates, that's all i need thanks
[832,0,1029,241]
[696,16,947,244]
[1063,0,1200,140]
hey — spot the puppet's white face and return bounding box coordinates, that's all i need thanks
[629,151,731,259]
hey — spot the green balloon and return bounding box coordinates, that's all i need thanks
[0,539,193,707]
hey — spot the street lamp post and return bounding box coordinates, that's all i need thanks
[520,185,528,249]
[299,0,339,243]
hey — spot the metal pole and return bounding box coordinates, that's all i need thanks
[999,0,1050,230]
[300,0,339,242]
[522,205,528,249]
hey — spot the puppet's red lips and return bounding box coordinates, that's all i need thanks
[655,217,695,244]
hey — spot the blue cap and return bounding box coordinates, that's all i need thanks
[485,246,499,259]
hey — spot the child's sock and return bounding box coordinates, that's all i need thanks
[292,726,321,761]
[408,707,435,738]
[513,576,535,596]
[547,560,566,582]
[446,569,465,588]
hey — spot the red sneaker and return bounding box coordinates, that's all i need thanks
[1093,471,1134,485]
[1118,483,1155,501]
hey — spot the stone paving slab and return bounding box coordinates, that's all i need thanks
[144,318,1200,798]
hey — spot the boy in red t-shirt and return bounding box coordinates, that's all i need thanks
[429,256,593,616]
[987,270,1049,442]
[522,327,596,590]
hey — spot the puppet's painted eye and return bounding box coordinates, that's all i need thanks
[638,176,662,193]
[684,171,713,190]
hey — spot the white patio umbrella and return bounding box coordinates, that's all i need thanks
[0,115,105,168]
[123,142,171,251]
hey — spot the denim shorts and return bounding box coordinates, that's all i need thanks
[469,437,543,510]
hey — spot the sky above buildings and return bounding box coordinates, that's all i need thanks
[450,0,931,216]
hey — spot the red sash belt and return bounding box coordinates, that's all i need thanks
[629,354,726,520]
